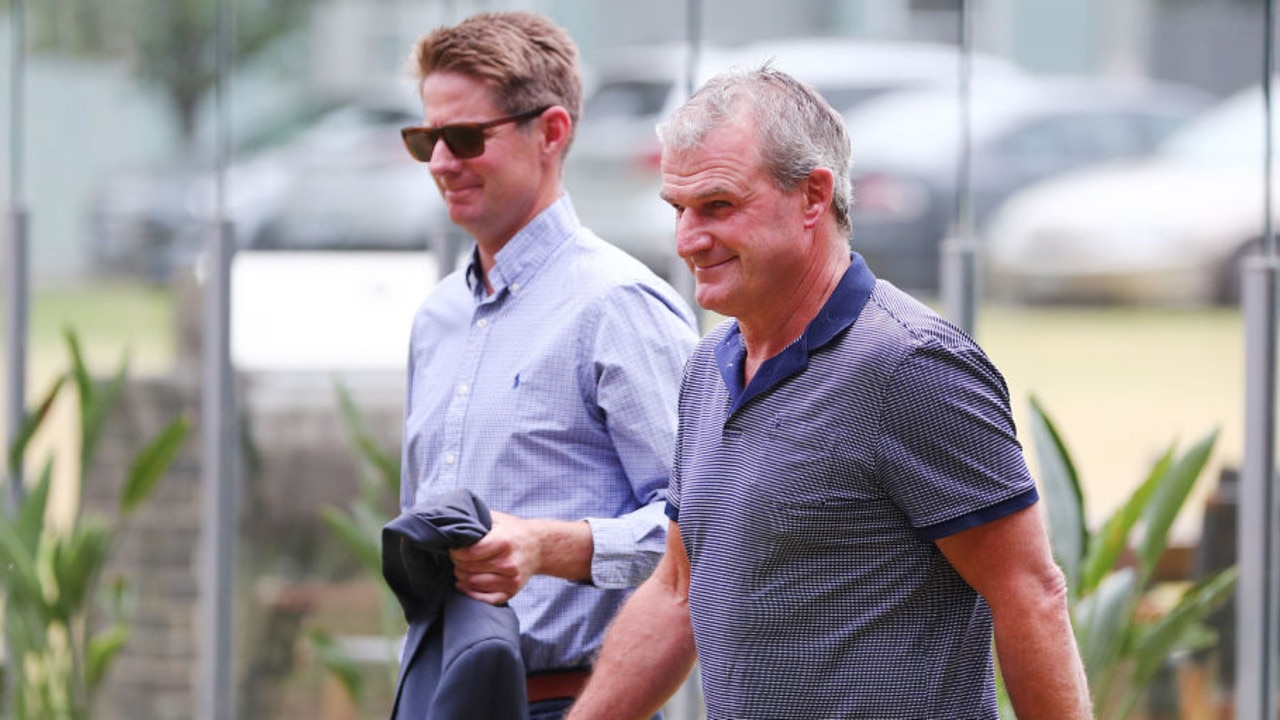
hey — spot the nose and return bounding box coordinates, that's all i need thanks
[427,138,461,173]
[674,210,711,260]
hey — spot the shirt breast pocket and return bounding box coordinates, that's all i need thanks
[758,421,887,520]
[509,368,591,439]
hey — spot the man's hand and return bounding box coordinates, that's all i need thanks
[450,511,594,605]
[450,511,538,605]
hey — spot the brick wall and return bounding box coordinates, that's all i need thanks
[83,370,405,719]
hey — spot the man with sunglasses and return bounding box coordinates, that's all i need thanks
[395,12,699,719]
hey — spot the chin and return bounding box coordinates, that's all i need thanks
[448,207,482,231]
[693,288,729,317]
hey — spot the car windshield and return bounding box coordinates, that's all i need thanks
[1161,84,1277,164]
[584,80,673,121]
[818,85,900,114]
[844,89,1025,166]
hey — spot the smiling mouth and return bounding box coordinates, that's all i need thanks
[442,185,480,200]
[693,256,734,272]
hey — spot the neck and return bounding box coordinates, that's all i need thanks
[474,184,564,294]
[739,248,849,384]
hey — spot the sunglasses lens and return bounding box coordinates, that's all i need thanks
[442,127,485,159]
[402,129,438,162]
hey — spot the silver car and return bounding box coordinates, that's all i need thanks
[985,82,1275,306]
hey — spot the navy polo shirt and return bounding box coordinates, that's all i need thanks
[667,253,1037,719]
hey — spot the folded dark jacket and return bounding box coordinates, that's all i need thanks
[382,489,528,720]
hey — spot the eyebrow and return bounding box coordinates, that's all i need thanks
[660,184,735,206]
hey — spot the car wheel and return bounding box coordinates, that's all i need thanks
[1215,237,1264,306]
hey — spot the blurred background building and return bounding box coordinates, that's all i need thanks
[0,0,1271,281]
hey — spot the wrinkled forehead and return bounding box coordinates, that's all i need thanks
[659,127,766,203]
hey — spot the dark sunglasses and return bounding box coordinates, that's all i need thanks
[401,106,551,162]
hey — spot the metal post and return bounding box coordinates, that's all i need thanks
[199,220,237,720]
[1238,1,1280,715]
[662,2,705,716]
[4,211,28,496]
[1238,257,1280,720]
[668,0,703,312]
[198,0,238,715]
[942,0,978,335]
[4,0,28,511]
[940,236,977,335]
[3,3,29,717]
[684,0,701,100]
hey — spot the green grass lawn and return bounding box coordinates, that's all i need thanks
[979,303,1243,540]
[2,280,178,520]
[27,281,176,380]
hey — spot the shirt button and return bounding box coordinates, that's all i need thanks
[445,452,457,465]
[476,318,489,328]
[511,282,522,292]
[457,384,469,395]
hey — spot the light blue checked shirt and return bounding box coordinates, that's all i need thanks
[400,194,699,672]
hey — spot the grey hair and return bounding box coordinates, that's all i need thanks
[657,63,853,236]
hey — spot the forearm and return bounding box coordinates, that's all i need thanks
[525,517,594,582]
[452,514,594,604]
[935,508,1092,719]
[567,573,696,719]
[994,600,1091,719]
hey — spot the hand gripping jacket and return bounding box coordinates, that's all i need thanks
[382,489,529,720]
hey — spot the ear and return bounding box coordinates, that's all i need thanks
[801,167,835,230]
[539,106,573,158]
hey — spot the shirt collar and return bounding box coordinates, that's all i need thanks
[714,252,876,413]
[465,194,579,299]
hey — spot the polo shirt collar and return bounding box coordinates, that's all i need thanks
[465,194,578,299]
[714,252,876,414]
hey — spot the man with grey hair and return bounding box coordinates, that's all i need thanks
[567,66,1091,720]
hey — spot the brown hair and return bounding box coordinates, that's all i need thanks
[411,12,582,154]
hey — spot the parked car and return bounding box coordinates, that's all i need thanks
[90,99,454,282]
[845,75,1211,294]
[984,81,1275,306]
[100,98,459,372]
[563,38,1029,280]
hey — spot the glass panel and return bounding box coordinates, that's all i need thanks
[4,1,1258,718]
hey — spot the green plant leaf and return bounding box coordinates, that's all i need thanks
[4,329,190,720]
[65,328,94,410]
[1134,429,1218,580]
[0,519,44,608]
[121,416,191,514]
[1073,567,1139,710]
[0,461,54,606]
[1131,567,1237,687]
[14,458,54,552]
[320,506,382,575]
[49,520,112,625]
[79,354,130,478]
[1107,567,1238,720]
[1028,396,1087,596]
[334,381,400,498]
[1080,447,1171,595]
[7,373,68,477]
[307,629,366,707]
[86,625,130,692]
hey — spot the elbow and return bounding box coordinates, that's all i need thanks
[989,562,1072,624]
[1025,563,1071,619]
